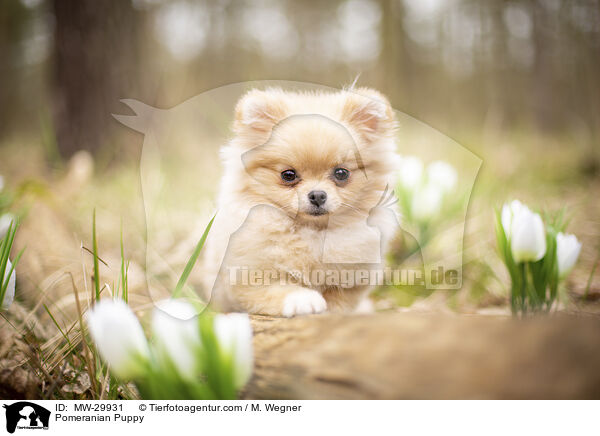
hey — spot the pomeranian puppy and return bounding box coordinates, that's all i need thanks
[201,87,400,316]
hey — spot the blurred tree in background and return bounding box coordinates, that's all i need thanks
[0,0,598,163]
[52,0,143,156]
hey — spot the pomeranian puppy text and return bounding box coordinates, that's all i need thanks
[201,87,400,316]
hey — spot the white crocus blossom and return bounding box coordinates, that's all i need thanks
[510,207,547,262]
[0,214,14,239]
[501,200,525,239]
[398,156,424,189]
[213,313,253,389]
[426,160,457,192]
[86,299,150,379]
[152,299,200,379]
[1,258,16,310]
[412,182,443,220]
[556,232,582,277]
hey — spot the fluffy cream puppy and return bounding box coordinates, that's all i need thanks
[201,87,400,316]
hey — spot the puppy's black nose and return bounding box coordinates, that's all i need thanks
[308,190,327,207]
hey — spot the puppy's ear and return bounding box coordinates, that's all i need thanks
[341,87,396,142]
[234,89,289,136]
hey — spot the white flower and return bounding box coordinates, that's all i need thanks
[411,182,443,220]
[86,299,150,379]
[0,214,14,239]
[510,207,547,262]
[152,299,200,379]
[1,258,16,310]
[398,156,424,189]
[213,313,253,389]
[501,200,547,262]
[426,160,457,192]
[501,200,525,239]
[556,232,582,277]
[0,175,4,191]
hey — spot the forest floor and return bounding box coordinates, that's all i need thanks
[1,133,599,399]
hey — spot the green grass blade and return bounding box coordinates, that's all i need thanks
[120,223,129,303]
[92,210,100,302]
[43,304,72,348]
[0,219,22,307]
[172,215,215,299]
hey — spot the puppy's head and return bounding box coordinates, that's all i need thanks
[232,88,398,227]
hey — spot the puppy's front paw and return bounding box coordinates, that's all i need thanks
[282,290,327,317]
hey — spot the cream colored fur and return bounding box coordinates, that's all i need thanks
[201,87,400,316]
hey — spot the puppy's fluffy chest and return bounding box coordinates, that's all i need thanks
[232,205,382,272]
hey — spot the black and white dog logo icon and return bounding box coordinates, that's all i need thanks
[3,402,50,433]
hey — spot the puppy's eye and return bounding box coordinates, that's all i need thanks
[333,168,350,181]
[281,169,298,183]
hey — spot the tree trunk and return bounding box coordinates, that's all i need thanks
[244,313,600,399]
[52,0,141,158]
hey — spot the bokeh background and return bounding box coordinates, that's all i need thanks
[1,0,600,400]
[2,0,599,161]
